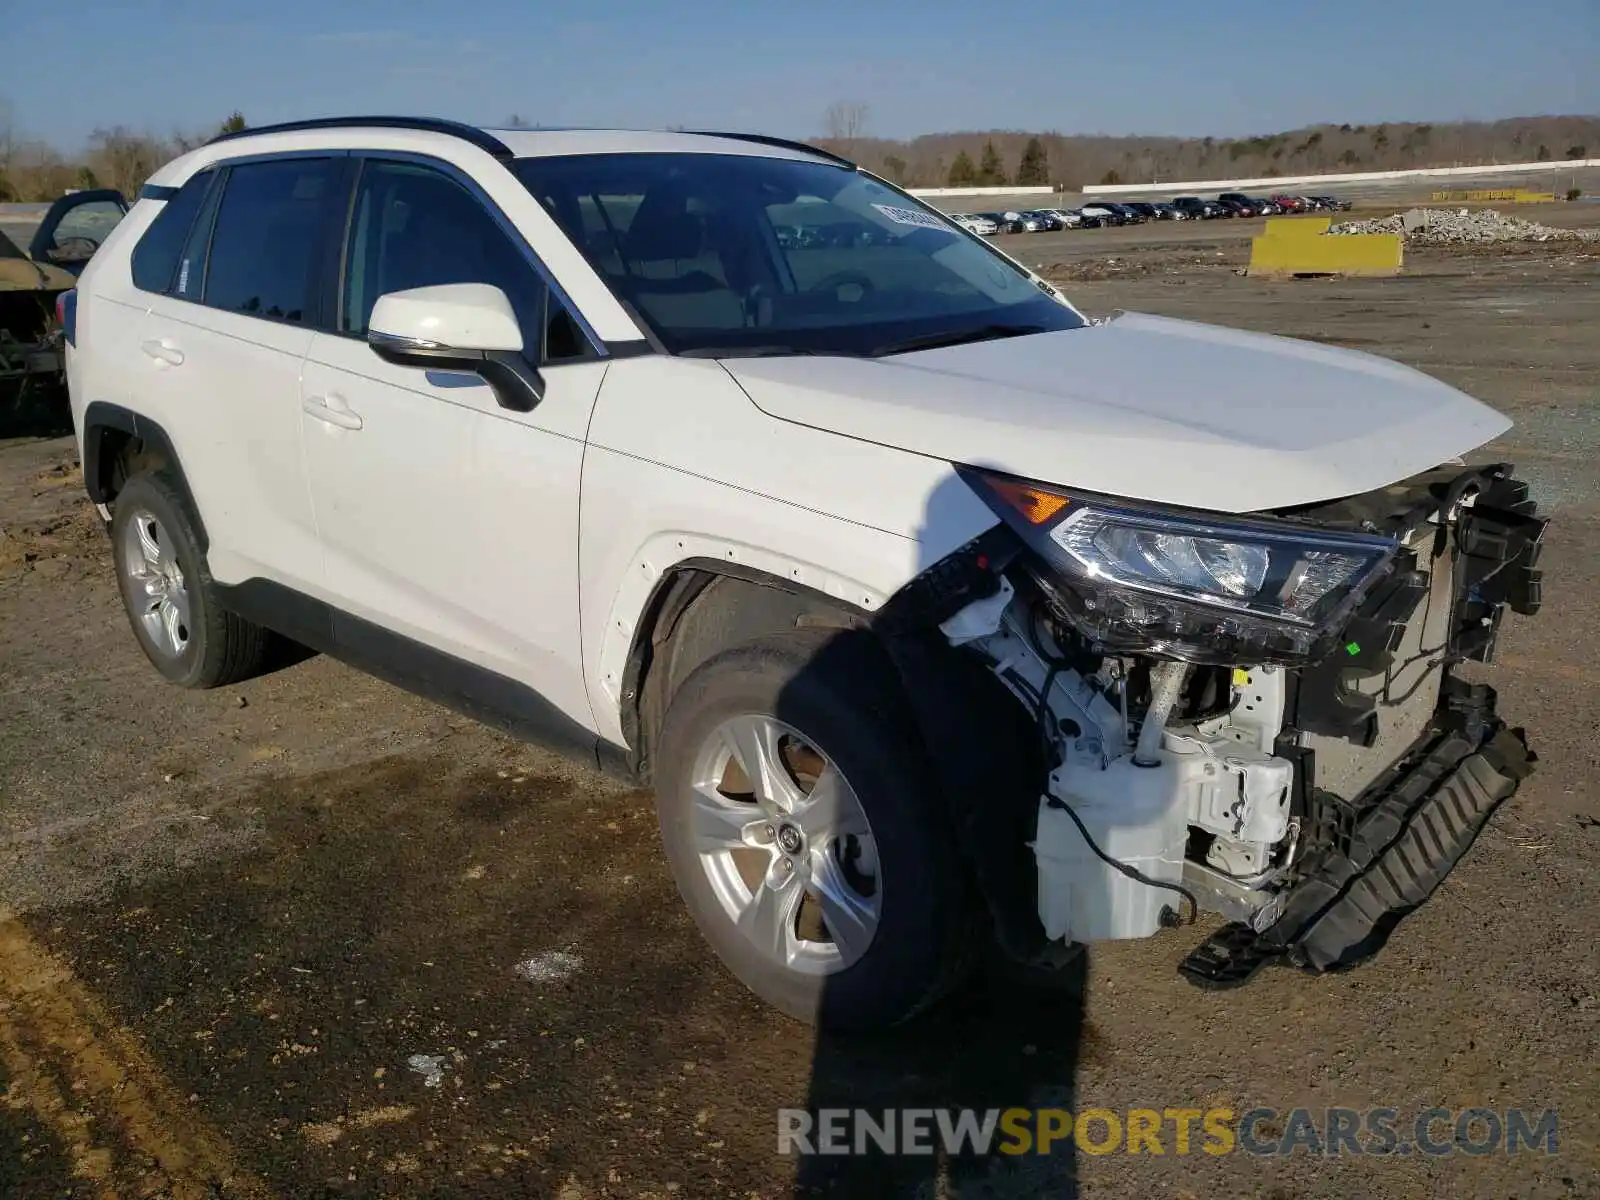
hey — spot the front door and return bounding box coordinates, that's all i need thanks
[300,157,604,734]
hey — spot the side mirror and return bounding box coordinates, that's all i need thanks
[368,283,544,412]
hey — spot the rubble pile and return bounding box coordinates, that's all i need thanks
[1330,207,1595,245]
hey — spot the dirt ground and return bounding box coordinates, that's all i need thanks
[2,212,1597,1199]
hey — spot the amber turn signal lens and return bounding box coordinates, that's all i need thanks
[987,478,1070,525]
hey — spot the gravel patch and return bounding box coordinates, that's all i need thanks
[1331,207,1598,245]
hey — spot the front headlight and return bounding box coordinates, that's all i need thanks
[959,467,1399,663]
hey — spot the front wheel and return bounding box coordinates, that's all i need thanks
[654,630,976,1030]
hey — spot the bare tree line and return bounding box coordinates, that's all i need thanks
[0,102,246,202]
[2,96,1594,203]
[812,107,1599,190]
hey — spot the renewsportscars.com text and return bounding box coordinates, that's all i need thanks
[777,1106,1560,1158]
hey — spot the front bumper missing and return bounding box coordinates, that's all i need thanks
[1178,679,1536,989]
[1173,465,1547,988]
[876,463,1547,980]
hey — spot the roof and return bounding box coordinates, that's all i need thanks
[485,128,844,164]
[201,116,848,166]
[151,118,854,195]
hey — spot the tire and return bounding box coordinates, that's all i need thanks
[109,472,269,688]
[654,628,976,1031]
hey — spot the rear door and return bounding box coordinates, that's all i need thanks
[298,155,605,732]
[136,154,343,594]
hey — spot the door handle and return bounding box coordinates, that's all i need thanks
[302,394,363,431]
[140,338,184,366]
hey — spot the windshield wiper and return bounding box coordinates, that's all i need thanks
[867,323,1047,358]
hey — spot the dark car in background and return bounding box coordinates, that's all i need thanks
[1217,192,1274,217]
[1076,202,1125,226]
[934,191,1340,236]
[1171,196,1221,219]
[1085,201,1145,225]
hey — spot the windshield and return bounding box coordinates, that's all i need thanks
[512,153,1084,357]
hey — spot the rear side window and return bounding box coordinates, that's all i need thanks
[203,158,338,324]
[172,174,225,301]
[130,171,213,293]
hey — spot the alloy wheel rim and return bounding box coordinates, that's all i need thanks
[121,509,191,658]
[689,715,881,976]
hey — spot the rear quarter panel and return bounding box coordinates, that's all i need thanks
[67,199,162,454]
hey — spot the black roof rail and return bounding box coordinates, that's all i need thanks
[683,131,857,169]
[206,116,513,159]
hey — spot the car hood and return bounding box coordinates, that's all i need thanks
[0,257,76,292]
[721,312,1512,513]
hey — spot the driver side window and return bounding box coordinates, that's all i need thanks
[340,160,590,362]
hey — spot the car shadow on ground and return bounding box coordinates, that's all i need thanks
[0,384,74,440]
[789,469,1087,1197]
[795,953,1087,1198]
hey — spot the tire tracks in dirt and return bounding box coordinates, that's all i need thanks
[0,908,269,1198]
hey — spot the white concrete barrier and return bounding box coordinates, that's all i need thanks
[906,186,1056,198]
[1087,159,1600,197]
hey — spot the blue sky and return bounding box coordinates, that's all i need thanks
[7,0,1597,151]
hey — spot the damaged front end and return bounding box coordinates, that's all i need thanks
[876,461,1546,987]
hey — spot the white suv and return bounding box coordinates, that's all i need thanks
[64,118,1547,1029]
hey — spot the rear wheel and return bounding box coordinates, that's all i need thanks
[110,473,270,688]
[654,629,976,1031]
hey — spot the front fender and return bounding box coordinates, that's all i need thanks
[582,494,919,748]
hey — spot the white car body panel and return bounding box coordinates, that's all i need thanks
[143,302,322,593]
[299,333,606,730]
[578,356,997,745]
[84,192,325,596]
[722,312,1509,513]
[369,282,523,352]
[67,201,165,450]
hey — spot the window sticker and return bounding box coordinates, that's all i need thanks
[872,204,955,232]
[177,257,190,295]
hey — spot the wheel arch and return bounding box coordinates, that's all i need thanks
[619,560,872,785]
[81,401,208,550]
[624,528,1061,971]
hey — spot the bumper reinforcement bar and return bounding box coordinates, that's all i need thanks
[1178,696,1536,989]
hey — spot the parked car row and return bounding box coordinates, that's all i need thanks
[1177,192,1355,219]
[947,192,1351,235]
